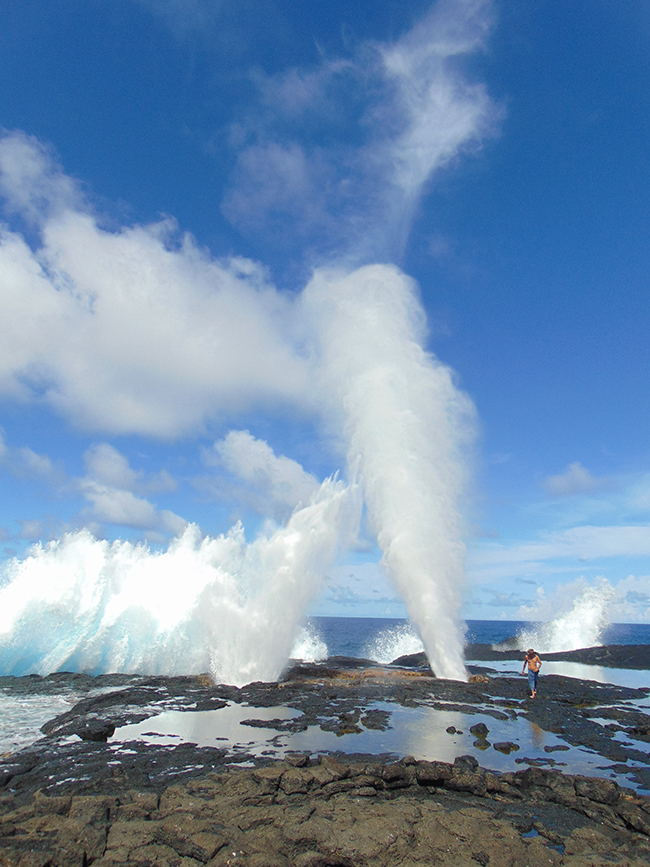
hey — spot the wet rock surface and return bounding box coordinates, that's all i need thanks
[2,657,650,791]
[1,654,649,865]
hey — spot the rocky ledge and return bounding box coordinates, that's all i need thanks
[1,754,650,866]
[1,651,649,866]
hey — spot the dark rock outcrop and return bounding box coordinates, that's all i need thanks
[465,643,650,669]
[1,756,650,866]
[1,659,649,864]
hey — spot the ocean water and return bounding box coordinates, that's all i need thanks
[307,617,650,662]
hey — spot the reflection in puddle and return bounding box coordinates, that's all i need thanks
[281,705,567,771]
[109,700,649,790]
[529,721,545,751]
[111,705,301,755]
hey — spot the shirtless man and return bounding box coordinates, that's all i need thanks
[522,648,542,698]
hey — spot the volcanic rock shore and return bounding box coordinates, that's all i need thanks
[2,754,650,866]
[1,647,649,866]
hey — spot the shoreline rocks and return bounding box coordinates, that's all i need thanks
[1,654,650,865]
[1,755,650,866]
[2,655,650,791]
[391,643,650,671]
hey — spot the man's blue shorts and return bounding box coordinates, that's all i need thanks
[527,670,539,693]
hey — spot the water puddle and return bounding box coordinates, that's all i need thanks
[110,704,302,756]
[109,700,648,791]
[587,716,650,748]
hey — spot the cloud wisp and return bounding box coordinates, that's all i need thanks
[79,443,186,538]
[223,0,499,265]
[470,523,650,583]
[199,430,320,523]
[0,430,63,485]
[541,461,615,498]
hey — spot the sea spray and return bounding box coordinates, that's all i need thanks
[290,621,328,663]
[363,620,424,664]
[516,580,614,653]
[0,476,360,686]
[203,477,360,685]
[305,264,475,680]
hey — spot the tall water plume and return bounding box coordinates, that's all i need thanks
[304,264,475,680]
[0,477,359,686]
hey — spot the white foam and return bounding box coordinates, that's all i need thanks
[0,691,79,756]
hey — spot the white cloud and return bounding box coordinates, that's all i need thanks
[255,63,352,117]
[0,431,183,537]
[17,520,46,540]
[625,472,650,511]
[222,142,338,239]
[12,447,57,480]
[79,481,186,535]
[131,0,223,35]
[79,443,185,535]
[379,0,496,198]
[199,430,320,521]
[608,574,650,623]
[541,461,613,497]
[84,443,139,490]
[0,131,81,224]
[0,2,500,438]
[467,523,650,606]
[0,132,309,438]
[0,430,61,483]
[469,524,650,585]
[83,443,175,495]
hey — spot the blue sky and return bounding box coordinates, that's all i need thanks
[1,0,650,626]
